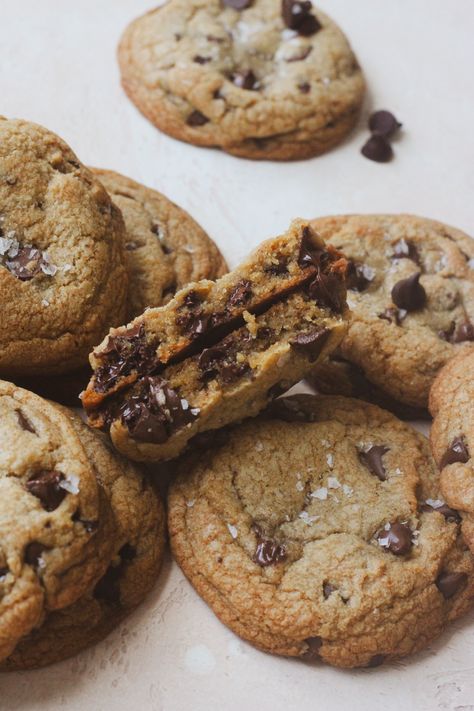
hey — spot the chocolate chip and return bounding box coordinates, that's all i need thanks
[308,271,346,314]
[186,110,209,127]
[346,260,375,292]
[193,55,211,64]
[361,134,393,163]
[367,654,386,668]
[120,376,199,444]
[267,397,316,423]
[378,307,407,325]
[377,522,413,555]
[304,636,323,658]
[24,542,47,568]
[358,445,390,481]
[298,82,311,94]
[72,510,98,533]
[451,321,474,343]
[323,582,336,599]
[282,0,322,36]
[232,69,258,90]
[391,239,420,264]
[227,280,252,307]
[436,571,468,599]
[369,110,402,138]
[5,247,47,281]
[440,436,470,468]
[16,409,36,433]
[289,327,330,362]
[439,321,456,341]
[176,311,210,339]
[94,564,122,604]
[119,543,136,561]
[0,567,8,580]
[264,257,289,275]
[253,526,287,567]
[391,272,426,311]
[223,0,252,7]
[421,500,461,524]
[94,324,157,393]
[298,227,323,269]
[26,470,67,512]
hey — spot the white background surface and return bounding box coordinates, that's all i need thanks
[1,1,474,710]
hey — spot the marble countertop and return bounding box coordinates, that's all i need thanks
[1,1,473,709]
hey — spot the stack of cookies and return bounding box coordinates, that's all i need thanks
[1,0,473,674]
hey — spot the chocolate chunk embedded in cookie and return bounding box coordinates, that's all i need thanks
[168,395,474,668]
[118,0,365,160]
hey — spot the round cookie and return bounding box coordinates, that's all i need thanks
[430,350,474,553]
[0,381,118,662]
[118,0,365,161]
[0,118,127,376]
[93,169,227,318]
[2,407,166,670]
[309,215,474,409]
[168,395,474,668]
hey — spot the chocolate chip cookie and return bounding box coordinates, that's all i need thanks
[0,381,116,662]
[168,395,474,668]
[82,220,349,462]
[118,0,365,160]
[430,350,474,554]
[308,215,474,409]
[0,118,128,376]
[2,407,166,670]
[92,169,227,318]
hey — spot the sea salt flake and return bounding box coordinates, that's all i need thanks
[326,454,334,469]
[62,263,72,272]
[41,299,49,307]
[342,484,353,497]
[296,481,305,492]
[299,511,319,525]
[311,487,328,500]
[468,258,474,270]
[184,245,195,254]
[227,524,238,539]
[255,441,264,452]
[378,537,390,548]
[327,476,341,489]
[281,28,298,40]
[321,439,330,448]
[37,557,47,570]
[425,498,444,508]
[186,499,195,508]
[59,474,80,495]
[322,76,332,86]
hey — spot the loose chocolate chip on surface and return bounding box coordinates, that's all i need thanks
[368,110,402,138]
[121,376,199,444]
[232,69,258,90]
[440,436,470,468]
[358,445,390,481]
[227,279,252,307]
[377,522,413,555]
[361,134,393,163]
[223,0,253,8]
[26,470,67,512]
[282,0,322,36]
[24,542,47,568]
[289,327,330,362]
[391,238,420,264]
[436,571,468,599]
[378,307,407,325]
[253,526,287,567]
[391,272,426,311]
[16,409,36,433]
[346,260,375,291]
[421,500,461,524]
[186,110,210,127]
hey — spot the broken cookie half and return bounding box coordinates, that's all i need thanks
[82,220,349,462]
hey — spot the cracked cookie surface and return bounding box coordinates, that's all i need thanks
[0,118,128,376]
[2,407,166,670]
[93,169,227,318]
[168,395,474,668]
[118,0,365,160]
[430,351,474,554]
[309,215,474,409]
[0,381,116,663]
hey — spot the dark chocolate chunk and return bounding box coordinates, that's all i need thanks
[232,69,258,90]
[367,654,386,668]
[358,445,390,481]
[323,582,336,599]
[253,526,287,567]
[421,500,461,524]
[120,376,199,444]
[391,272,426,311]
[94,324,157,393]
[282,0,322,36]
[368,110,402,138]
[227,279,252,307]
[24,542,47,568]
[435,571,468,599]
[176,311,210,339]
[16,409,36,433]
[304,636,323,658]
[378,307,407,326]
[307,270,346,314]
[289,327,330,362]
[119,543,136,561]
[186,110,210,127]
[0,567,8,580]
[361,134,393,163]
[298,226,324,268]
[193,55,211,64]
[298,81,311,94]
[440,436,470,468]
[26,470,67,512]
[377,522,413,556]
[5,247,49,281]
[391,239,420,264]
[93,564,122,604]
[346,260,375,292]
[451,321,474,343]
[223,0,253,7]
